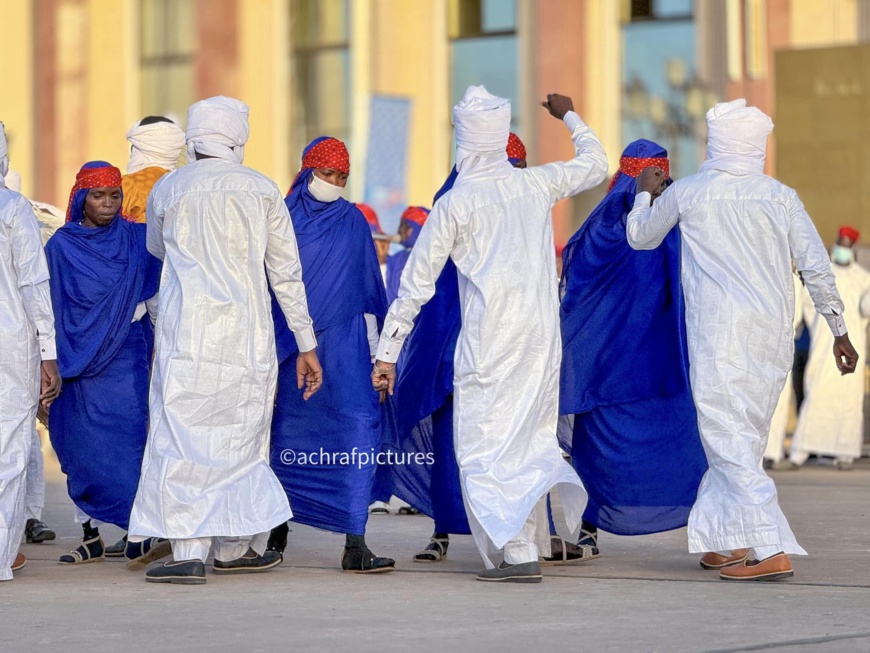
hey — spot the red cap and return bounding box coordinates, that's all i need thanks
[401,206,430,227]
[839,226,860,242]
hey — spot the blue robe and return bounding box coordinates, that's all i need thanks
[270,156,388,535]
[46,209,160,529]
[559,139,707,535]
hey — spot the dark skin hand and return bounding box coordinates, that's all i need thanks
[540,94,574,120]
[636,166,668,202]
[371,361,396,396]
[37,359,62,426]
[296,349,324,400]
[833,333,859,376]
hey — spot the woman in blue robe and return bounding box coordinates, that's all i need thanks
[45,161,164,565]
[267,137,395,573]
[559,140,708,550]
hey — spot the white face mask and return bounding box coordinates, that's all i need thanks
[308,173,345,203]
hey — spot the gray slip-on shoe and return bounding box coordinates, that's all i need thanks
[476,561,543,583]
[145,559,206,585]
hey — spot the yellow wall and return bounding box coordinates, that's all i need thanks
[367,0,450,206]
[790,0,860,47]
[0,1,34,197]
[238,0,292,189]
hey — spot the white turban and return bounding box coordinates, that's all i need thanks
[699,98,773,175]
[452,85,511,170]
[185,96,249,164]
[0,122,8,180]
[126,118,186,174]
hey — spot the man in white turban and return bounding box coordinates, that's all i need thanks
[626,99,858,581]
[0,121,62,580]
[121,116,185,222]
[128,96,323,585]
[372,87,607,583]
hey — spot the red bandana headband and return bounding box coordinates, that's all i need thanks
[401,206,430,227]
[507,132,526,162]
[301,137,350,175]
[839,226,860,242]
[65,165,123,222]
[607,156,670,192]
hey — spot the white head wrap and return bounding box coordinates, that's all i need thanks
[126,118,186,174]
[451,86,513,182]
[699,99,773,176]
[185,96,249,164]
[0,122,9,180]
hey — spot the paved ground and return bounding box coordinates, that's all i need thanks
[4,454,870,653]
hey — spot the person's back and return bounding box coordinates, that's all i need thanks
[665,170,801,371]
[149,160,285,364]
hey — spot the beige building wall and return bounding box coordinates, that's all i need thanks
[0,2,35,197]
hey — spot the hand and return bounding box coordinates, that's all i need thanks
[540,94,574,120]
[371,360,396,396]
[833,333,859,375]
[40,360,62,408]
[637,166,666,198]
[37,403,50,427]
[296,349,323,400]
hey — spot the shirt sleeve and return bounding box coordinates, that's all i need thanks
[786,189,846,337]
[264,187,317,353]
[145,187,166,260]
[10,196,57,360]
[364,313,379,360]
[625,188,680,250]
[145,292,159,327]
[529,111,609,203]
[376,200,458,363]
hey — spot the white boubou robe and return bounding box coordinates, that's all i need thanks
[377,109,607,567]
[791,261,870,462]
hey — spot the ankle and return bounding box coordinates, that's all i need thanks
[345,534,367,549]
[82,521,100,540]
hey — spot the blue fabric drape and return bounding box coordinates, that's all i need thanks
[559,139,707,535]
[270,141,388,534]
[45,170,160,528]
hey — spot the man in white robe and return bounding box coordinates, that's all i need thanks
[626,99,858,581]
[372,87,607,583]
[0,122,61,580]
[791,226,870,470]
[128,97,323,585]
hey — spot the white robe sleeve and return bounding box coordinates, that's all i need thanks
[364,313,379,361]
[626,189,680,250]
[11,195,57,360]
[785,189,846,337]
[530,111,608,203]
[145,188,166,260]
[376,201,458,364]
[264,187,316,353]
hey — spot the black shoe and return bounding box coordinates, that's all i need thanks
[25,519,56,543]
[476,561,543,583]
[267,522,289,555]
[145,559,206,585]
[105,535,128,557]
[125,537,172,570]
[58,536,105,565]
[341,546,396,574]
[212,548,283,574]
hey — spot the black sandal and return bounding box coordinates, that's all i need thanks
[413,536,449,563]
[59,536,105,565]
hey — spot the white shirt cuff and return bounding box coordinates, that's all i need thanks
[633,191,652,208]
[562,111,586,132]
[376,337,400,364]
[132,302,147,322]
[294,327,317,353]
[826,314,847,337]
[39,338,57,361]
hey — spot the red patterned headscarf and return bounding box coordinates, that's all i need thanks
[401,206,430,227]
[301,136,350,174]
[66,162,123,223]
[507,132,526,164]
[607,155,670,192]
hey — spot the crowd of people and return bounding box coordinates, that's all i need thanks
[0,85,863,586]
